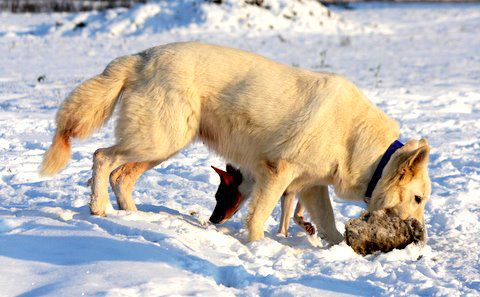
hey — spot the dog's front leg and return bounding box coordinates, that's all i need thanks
[278,192,295,236]
[247,160,295,242]
[298,185,343,244]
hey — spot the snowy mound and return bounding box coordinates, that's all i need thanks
[60,0,357,36]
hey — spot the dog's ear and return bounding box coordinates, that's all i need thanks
[226,164,243,185]
[418,138,429,147]
[212,166,234,186]
[398,144,430,184]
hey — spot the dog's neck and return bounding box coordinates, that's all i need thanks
[364,140,404,203]
[332,124,400,202]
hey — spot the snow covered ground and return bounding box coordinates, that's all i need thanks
[0,1,479,296]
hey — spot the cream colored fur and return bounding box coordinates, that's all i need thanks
[40,55,140,175]
[278,195,314,237]
[40,42,431,243]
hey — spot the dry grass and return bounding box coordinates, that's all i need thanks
[0,0,146,13]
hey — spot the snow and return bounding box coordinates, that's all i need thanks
[0,1,479,296]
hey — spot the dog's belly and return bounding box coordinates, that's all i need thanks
[197,102,338,186]
[198,115,264,172]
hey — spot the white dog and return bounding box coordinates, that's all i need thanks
[40,42,431,243]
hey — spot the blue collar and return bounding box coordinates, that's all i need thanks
[364,140,404,201]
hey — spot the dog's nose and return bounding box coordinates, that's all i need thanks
[209,213,225,224]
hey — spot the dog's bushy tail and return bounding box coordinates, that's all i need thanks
[40,54,140,176]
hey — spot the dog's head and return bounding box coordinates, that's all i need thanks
[209,164,244,224]
[368,139,431,223]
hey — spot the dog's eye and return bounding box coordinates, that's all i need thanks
[414,195,422,204]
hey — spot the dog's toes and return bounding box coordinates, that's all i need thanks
[89,204,107,217]
[328,231,344,244]
[90,210,107,217]
[303,222,316,236]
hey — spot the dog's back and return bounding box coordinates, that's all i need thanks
[43,40,396,190]
[136,42,392,178]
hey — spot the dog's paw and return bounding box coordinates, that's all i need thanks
[89,202,107,217]
[90,210,107,217]
[326,231,344,245]
[302,221,316,236]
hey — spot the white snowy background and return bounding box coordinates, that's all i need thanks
[0,1,479,296]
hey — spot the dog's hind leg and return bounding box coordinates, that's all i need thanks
[93,87,200,215]
[247,160,296,241]
[298,185,343,244]
[110,160,161,211]
[90,147,130,216]
[278,192,295,236]
[91,145,188,216]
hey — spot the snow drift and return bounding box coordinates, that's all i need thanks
[24,0,374,37]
